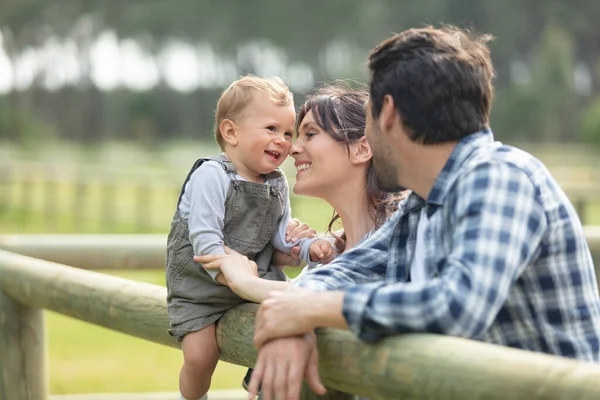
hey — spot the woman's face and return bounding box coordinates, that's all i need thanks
[290,109,353,197]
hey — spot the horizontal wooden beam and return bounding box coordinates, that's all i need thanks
[0,234,167,270]
[49,389,246,399]
[2,230,600,279]
[2,250,600,399]
[0,249,172,347]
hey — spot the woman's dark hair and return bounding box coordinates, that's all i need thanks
[296,83,408,252]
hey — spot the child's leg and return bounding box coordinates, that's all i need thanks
[180,323,219,400]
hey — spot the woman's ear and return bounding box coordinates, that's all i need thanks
[219,119,238,146]
[350,137,372,165]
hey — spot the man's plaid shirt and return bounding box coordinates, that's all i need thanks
[295,130,600,361]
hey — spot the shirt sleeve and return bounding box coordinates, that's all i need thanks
[292,214,400,291]
[342,161,548,342]
[181,162,228,280]
[270,175,321,265]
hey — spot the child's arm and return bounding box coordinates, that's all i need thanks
[182,162,228,280]
[269,176,324,267]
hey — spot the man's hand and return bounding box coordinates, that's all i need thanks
[308,239,335,264]
[254,290,348,348]
[254,288,318,348]
[247,333,326,400]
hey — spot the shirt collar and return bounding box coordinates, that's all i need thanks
[427,129,495,205]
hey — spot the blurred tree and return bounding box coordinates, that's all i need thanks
[0,0,599,145]
[581,97,600,148]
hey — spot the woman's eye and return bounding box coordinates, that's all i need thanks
[305,131,316,139]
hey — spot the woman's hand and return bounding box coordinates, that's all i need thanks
[285,218,317,243]
[194,247,258,292]
[272,246,302,268]
[272,218,318,268]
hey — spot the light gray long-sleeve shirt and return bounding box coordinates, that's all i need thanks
[178,159,318,279]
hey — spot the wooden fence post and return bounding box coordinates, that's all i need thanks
[0,290,47,400]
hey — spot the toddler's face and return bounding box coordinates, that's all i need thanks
[234,96,295,175]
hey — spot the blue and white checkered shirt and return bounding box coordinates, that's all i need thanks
[295,130,600,361]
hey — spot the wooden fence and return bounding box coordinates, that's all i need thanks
[2,237,600,399]
[1,159,600,235]
[0,160,314,234]
[1,229,600,279]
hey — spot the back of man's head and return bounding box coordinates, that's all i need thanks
[368,25,495,144]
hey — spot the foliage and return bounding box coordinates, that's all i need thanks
[1,0,600,145]
[581,98,600,148]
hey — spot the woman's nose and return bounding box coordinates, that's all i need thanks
[289,143,302,156]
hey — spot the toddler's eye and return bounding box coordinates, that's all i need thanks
[267,126,276,131]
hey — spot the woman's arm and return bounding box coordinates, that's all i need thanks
[231,276,291,303]
[195,249,292,303]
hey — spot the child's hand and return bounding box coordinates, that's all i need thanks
[308,239,335,264]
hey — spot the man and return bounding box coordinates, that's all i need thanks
[248,26,600,400]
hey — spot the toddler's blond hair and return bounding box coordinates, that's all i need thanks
[214,75,294,150]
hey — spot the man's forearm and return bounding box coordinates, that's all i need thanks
[306,291,349,330]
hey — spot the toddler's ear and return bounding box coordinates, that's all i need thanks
[219,119,238,146]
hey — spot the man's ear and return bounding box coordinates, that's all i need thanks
[219,119,238,146]
[350,137,372,165]
[378,94,399,135]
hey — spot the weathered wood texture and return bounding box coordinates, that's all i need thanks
[2,231,599,282]
[0,234,167,270]
[49,390,242,399]
[0,249,173,348]
[0,290,47,400]
[2,249,600,399]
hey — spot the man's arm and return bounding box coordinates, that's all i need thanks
[342,161,548,341]
[253,218,402,346]
[292,214,400,291]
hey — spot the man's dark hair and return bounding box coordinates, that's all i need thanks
[368,25,495,144]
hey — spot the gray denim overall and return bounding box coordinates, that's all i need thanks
[166,155,287,340]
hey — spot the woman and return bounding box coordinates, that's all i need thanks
[196,84,405,301]
[196,84,406,400]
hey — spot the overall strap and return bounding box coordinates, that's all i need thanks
[176,155,237,206]
[264,168,284,196]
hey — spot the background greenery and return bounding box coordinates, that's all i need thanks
[2,0,600,395]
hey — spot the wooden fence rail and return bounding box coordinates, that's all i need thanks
[1,227,600,271]
[2,249,600,399]
[1,229,600,295]
[2,160,600,234]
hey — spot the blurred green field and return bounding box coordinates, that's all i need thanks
[2,142,600,395]
[47,269,249,394]
[0,185,333,395]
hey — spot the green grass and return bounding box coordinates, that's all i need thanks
[47,269,248,395]
[0,170,334,234]
[0,184,334,394]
